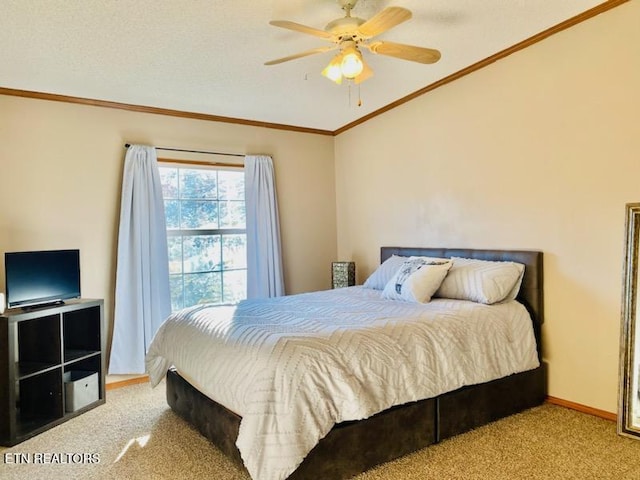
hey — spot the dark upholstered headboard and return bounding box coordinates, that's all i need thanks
[380,247,544,357]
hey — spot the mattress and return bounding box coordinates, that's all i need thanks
[146,286,539,480]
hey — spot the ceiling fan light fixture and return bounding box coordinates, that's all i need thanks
[340,47,363,79]
[322,54,344,84]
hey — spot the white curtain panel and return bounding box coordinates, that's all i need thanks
[109,145,171,374]
[245,155,285,298]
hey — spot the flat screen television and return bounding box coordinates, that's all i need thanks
[4,249,81,309]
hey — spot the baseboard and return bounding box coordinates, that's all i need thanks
[546,396,617,422]
[106,374,150,391]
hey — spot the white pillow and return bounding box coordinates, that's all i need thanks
[434,257,525,304]
[502,264,526,301]
[363,255,407,290]
[382,258,452,303]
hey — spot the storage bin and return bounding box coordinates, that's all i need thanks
[64,371,99,412]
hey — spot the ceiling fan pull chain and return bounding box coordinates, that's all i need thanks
[358,84,362,107]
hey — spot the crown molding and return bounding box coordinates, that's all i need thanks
[0,87,334,137]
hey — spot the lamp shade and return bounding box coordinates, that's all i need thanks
[332,261,356,289]
[340,48,363,79]
[321,54,344,84]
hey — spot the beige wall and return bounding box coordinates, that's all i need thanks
[0,96,337,355]
[335,1,640,413]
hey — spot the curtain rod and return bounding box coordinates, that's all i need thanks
[124,143,244,158]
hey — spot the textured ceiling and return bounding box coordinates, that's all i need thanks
[0,0,609,132]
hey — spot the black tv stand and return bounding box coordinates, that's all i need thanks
[0,299,105,446]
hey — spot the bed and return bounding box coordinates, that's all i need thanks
[147,247,546,480]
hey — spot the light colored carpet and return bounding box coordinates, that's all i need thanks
[2,382,640,480]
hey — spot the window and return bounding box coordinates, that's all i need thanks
[158,164,246,311]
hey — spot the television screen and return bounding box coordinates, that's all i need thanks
[4,249,81,309]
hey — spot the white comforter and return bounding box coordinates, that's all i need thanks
[146,286,539,480]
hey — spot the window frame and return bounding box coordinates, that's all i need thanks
[158,159,247,311]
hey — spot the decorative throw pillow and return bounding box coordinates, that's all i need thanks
[381,258,452,303]
[434,257,525,304]
[363,255,451,290]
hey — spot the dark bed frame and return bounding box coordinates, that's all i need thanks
[165,247,547,479]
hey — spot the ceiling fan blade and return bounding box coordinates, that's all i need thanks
[354,58,374,84]
[367,41,441,64]
[265,46,336,66]
[269,20,333,40]
[357,7,412,39]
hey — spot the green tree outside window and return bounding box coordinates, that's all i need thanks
[159,165,247,311]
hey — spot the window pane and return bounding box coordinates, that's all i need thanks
[218,170,245,200]
[222,234,247,269]
[180,169,217,199]
[184,272,222,307]
[159,167,179,198]
[164,200,180,229]
[167,236,183,274]
[161,165,247,312]
[169,274,184,312]
[180,200,218,229]
[219,201,246,228]
[183,235,221,273]
[222,270,246,304]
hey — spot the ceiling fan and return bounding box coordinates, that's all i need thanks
[265,0,441,85]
